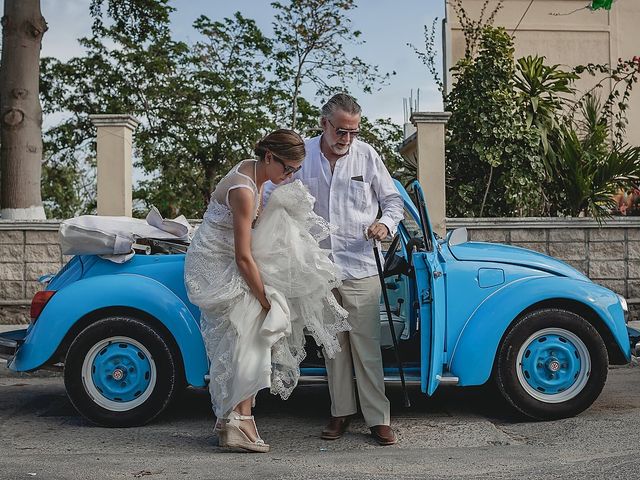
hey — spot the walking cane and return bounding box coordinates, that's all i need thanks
[372,238,411,408]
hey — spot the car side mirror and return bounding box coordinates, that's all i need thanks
[448,227,468,246]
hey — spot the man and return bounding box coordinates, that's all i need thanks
[266,93,404,445]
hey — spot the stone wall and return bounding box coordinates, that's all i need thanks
[1,218,638,324]
[0,221,63,324]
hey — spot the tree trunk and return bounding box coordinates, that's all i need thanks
[0,0,47,219]
[290,89,299,130]
[290,69,302,130]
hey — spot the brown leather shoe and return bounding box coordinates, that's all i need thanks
[370,425,397,446]
[320,416,351,440]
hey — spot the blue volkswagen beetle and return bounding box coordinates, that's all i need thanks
[0,181,636,426]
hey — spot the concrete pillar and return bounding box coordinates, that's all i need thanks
[89,114,140,217]
[411,112,451,237]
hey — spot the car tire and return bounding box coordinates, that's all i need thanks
[64,316,180,427]
[495,308,608,420]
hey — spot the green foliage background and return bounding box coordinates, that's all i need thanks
[414,0,640,219]
[40,0,401,219]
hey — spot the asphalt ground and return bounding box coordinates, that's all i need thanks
[0,355,638,480]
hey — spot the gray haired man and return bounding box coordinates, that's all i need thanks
[267,93,404,444]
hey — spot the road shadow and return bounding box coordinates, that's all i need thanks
[163,381,525,425]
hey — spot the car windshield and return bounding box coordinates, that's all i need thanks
[402,207,423,241]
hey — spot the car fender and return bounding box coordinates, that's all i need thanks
[448,276,629,386]
[12,274,208,387]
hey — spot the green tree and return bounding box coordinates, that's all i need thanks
[41,5,282,218]
[136,12,281,217]
[41,0,398,218]
[445,26,543,217]
[271,0,391,129]
[359,117,406,182]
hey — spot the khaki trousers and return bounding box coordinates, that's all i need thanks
[325,275,390,427]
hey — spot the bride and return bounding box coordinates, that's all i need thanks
[184,129,349,453]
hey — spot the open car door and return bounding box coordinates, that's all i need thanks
[407,181,446,396]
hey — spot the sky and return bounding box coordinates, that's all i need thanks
[39,0,446,127]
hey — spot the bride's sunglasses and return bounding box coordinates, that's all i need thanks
[270,152,302,175]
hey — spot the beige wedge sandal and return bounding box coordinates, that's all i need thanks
[224,411,270,453]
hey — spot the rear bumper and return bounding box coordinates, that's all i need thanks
[0,329,28,368]
[629,325,640,357]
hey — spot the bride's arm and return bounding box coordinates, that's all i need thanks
[229,187,271,310]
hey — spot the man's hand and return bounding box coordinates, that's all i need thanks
[367,222,389,241]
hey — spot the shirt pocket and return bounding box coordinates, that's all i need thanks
[349,179,370,211]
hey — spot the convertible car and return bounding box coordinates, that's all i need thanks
[0,181,637,427]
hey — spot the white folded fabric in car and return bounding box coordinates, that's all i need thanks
[59,211,193,263]
[146,206,192,238]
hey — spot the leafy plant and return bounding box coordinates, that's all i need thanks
[546,94,640,219]
[445,26,543,217]
[413,0,640,220]
[573,57,640,147]
[514,55,578,155]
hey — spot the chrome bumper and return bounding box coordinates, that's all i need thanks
[0,328,27,363]
[628,325,640,357]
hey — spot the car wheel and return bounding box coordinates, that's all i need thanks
[495,308,608,420]
[64,316,180,427]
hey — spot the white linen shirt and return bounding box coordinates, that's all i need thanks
[264,135,404,280]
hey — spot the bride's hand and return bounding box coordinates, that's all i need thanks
[260,300,271,311]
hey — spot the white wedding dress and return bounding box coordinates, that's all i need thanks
[184,160,349,420]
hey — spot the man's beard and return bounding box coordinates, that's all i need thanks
[332,143,350,155]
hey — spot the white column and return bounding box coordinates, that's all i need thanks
[89,114,140,217]
[411,112,451,237]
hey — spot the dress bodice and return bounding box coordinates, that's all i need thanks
[203,160,260,225]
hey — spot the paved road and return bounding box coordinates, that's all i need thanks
[0,361,638,480]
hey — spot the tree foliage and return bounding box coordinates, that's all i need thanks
[545,94,640,219]
[414,0,640,219]
[41,0,397,219]
[514,55,578,156]
[271,0,392,129]
[445,26,543,217]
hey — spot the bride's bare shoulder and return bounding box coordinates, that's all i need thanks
[236,159,256,178]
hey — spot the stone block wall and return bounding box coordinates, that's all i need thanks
[0,221,63,324]
[1,218,639,324]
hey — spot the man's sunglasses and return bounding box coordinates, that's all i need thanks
[271,152,302,175]
[327,118,360,138]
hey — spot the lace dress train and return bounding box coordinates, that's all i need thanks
[184,168,349,420]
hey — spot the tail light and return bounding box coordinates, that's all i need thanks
[30,290,56,322]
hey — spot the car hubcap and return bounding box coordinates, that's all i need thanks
[516,328,591,403]
[81,336,157,412]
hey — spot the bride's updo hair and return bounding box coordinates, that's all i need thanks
[254,129,305,163]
